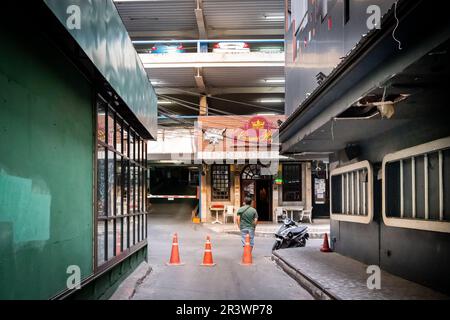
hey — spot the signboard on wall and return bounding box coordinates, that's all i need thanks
[196,115,286,161]
[314,178,326,204]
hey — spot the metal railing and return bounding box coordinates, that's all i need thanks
[133,39,285,54]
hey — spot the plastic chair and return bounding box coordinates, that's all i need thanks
[224,205,235,224]
[275,207,286,223]
[302,207,313,224]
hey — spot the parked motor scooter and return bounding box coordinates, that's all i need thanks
[272,217,309,251]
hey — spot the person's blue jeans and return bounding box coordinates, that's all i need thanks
[241,228,255,247]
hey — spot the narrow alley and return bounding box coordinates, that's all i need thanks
[1,0,450,309]
[124,199,314,300]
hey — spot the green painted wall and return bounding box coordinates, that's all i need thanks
[0,27,94,299]
[44,0,158,139]
[70,246,147,300]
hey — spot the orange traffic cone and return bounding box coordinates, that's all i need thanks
[167,233,185,266]
[240,234,253,265]
[320,233,332,252]
[201,235,216,266]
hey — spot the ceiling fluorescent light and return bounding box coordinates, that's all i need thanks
[264,79,285,83]
[157,101,173,105]
[259,99,284,103]
[158,160,183,164]
[264,15,284,20]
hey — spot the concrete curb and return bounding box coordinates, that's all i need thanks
[271,252,338,300]
[110,262,152,300]
[225,230,327,239]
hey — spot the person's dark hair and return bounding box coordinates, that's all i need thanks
[244,197,252,205]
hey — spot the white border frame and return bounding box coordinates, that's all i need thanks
[382,136,450,233]
[330,161,373,224]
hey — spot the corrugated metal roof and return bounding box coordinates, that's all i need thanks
[115,0,285,38]
[147,68,198,87]
[147,66,284,89]
[115,0,197,32]
[204,0,285,30]
[114,0,286,118]
[203,66,284,87]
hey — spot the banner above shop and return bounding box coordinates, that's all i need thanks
[237,116,280,144]
[196,115,287,161]
[43,0,157,139]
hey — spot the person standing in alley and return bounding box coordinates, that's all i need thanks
[236,197,258,251]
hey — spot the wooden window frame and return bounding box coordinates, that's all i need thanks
[211,164,231,201]
[282,164,303,202]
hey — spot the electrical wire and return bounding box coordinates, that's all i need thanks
[159,106,281,146]
[158,104,284,143]
[158,95,282,127]
[158,108,194,129]
[158,93,274,123]
[158,87,284,113]
[331,118,335,141]
[158,94,232,116]
[158,96,212,115]
[392,1,402,50]
[157,94,285,129]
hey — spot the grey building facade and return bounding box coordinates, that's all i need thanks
[281,0,450,294]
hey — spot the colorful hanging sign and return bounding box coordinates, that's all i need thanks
[233,116,278,144]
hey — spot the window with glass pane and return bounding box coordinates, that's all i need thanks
[107,151,115,216]
[115,155,122,216]
[129,163,135,213]
[283,164,302,202]
[116,119,122,154]
[130,132,134,162]
[123,159,129,215]
[97,222,105,265]
[211,165,230,201]
[95,95,149,268]
[97,146,106,216]
[123,126,129,157]
[97,101,106,143]
[107,109,114,147]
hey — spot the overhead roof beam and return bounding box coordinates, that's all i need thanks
[129,30,198,39]
[155,87,285,95]
[194,67,207,94]
[134,39,285,44]
[144,62,284,68]
[128,29,284,40]
[139,52,285,68]
[195,0,208,39]
[208,29,284,37]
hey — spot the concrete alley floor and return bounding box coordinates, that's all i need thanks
[116,199,316,300]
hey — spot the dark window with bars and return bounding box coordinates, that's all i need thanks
[331,168,369,216]
[96,95,149,268]
[211,165,230,201]
[385,149,450,222]
[282,164,302,202]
